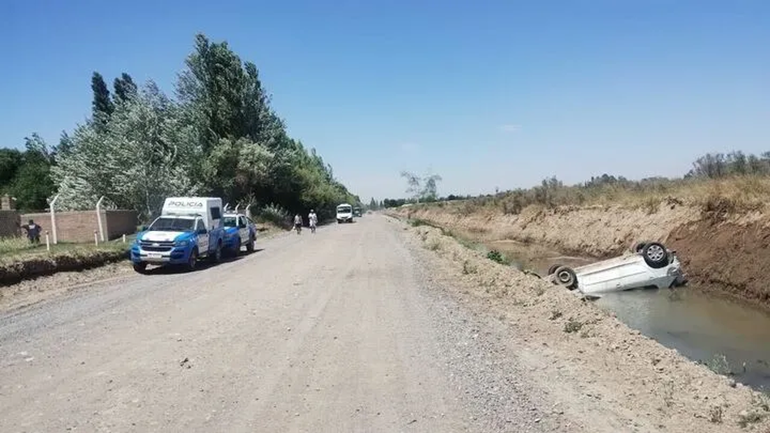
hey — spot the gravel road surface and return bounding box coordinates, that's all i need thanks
[0,216,558,433]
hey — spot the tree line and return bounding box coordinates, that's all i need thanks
[0,33,359,222]
[372,150,770,209]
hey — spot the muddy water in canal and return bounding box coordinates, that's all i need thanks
[487,239,770,391]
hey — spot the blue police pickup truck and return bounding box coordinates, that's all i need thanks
[222,212,257,256]
[130,197,226,273]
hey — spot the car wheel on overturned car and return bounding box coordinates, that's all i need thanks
[642,242,669,268]
[553,266,578,290]
[632,241,650,253]
[547,264,561,276]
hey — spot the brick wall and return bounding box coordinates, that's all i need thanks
[20,210,138,243]
[104,210,138,240]
[0,211,20,237]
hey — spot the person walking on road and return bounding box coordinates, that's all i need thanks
[308,209,318,233]
[293,214,303,234]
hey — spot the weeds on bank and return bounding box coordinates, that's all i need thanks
[0,235,129,264]
[662,380,675,408]
[707,354,732,376]
[486,250,509,265]
[708,406,723,424]
[0,237,36,256]
[564,318,584,333]
[462,260,477,275]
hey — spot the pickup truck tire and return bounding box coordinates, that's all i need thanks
[186,249,198,272]
[231,237,241,257]
[246,235,255,253]
[547,264,561,275]
[132,262,147,274]
[642,242,668,268]
[553,266,577,290]
[209,241,223,264]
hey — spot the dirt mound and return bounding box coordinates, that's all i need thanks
[668,220,770,305]
[0,249,128,286]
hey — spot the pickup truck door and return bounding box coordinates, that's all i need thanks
[196,218,210,254]
[238,216,249,243]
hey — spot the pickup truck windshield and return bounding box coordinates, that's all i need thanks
[338,206,352,213]
[223,217,237,227]
[149,217,195,232]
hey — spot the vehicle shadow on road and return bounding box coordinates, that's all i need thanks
[141,249,265,275]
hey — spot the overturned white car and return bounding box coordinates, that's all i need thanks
[547,241,686,295]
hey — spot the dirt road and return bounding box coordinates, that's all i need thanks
[3,216,768,433]
[0,216,558,433]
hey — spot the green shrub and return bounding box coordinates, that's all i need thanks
[257,203,290,227]
[486,249,507,264]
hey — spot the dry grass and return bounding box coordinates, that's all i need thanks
[0,237,35,256]
[0,236,130,264]
[429,176,770,216]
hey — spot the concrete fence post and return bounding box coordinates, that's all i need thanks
[49,194,60,245]
[96,196,105,242]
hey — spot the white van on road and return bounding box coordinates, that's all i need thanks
[336,203,354,223]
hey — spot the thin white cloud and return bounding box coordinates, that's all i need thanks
[399,142,420,154]
[499,124,521,133]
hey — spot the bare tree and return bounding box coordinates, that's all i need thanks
[400,171,422,202]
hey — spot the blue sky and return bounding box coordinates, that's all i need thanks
[2,1,768,201]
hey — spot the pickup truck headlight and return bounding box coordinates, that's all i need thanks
[176,240,189,247]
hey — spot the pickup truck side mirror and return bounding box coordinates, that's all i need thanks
[141,225,148,231]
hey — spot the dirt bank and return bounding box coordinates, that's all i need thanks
[0,249,129,286]
[393,200,770,307]
[389,215,770,432]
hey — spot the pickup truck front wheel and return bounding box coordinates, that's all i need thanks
[186,249,198,272]
[133,262,147,274]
